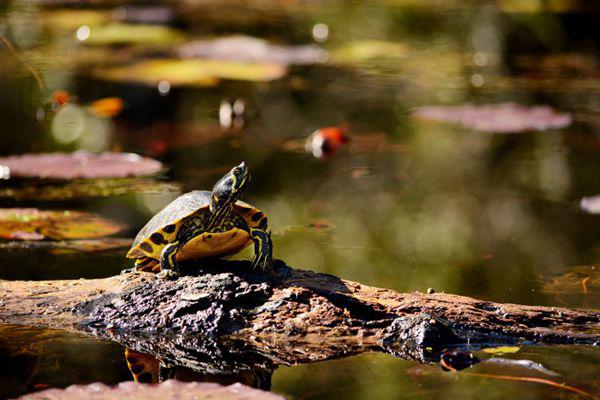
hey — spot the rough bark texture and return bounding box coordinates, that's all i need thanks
[1,260,598,368]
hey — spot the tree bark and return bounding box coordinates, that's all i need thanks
[1,260,598,367]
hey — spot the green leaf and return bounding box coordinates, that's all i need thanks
[94,59,287,87]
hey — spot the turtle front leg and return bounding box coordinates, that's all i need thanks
[249,228,273,272]
[158,241,181,279]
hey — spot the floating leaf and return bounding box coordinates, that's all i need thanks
[82,23,186,46]
[580,195,600,214]
[88,97,124,118]
[0,179,180,201]
[0,152,163,179]
[0,238,132,253]
[481,346,521,355]
[94,59,286,87]
[18,381,283,400]
[413,103,572,133]
[177,35,327,65]
[332,40,408,64]
[112,6,176,24]
[0,208,124,241]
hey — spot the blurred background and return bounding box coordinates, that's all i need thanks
[0,0,598,399]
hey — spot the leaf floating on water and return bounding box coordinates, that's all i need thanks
[0,238,132,253]
[17,380,284,400]
[177,35,328,65]
[0,178,180,201]
[0,209,124,241]
[580,195,600,214]
[413,103,572,133]
[88,97,124,118]
[0,152,163,179]
[94,59,287,87]
[481,346,520,354]
[332,40,408,64]
[112,6,176,25]
[81,23,186,46]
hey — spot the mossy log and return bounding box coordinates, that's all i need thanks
[0,261,598,367]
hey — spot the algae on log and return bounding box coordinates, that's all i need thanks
[0,261,598,366]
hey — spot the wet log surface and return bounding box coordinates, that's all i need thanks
[1,260,598,370]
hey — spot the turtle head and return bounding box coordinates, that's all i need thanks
[210,162,250,212]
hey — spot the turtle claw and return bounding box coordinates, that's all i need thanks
[120,267,138,275]
[251,254,272,272]
[157,269,179,280]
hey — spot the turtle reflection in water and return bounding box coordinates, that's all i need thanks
[126,162,272,277]
[124,349,273,389]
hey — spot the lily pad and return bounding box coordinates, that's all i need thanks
[332,40,408,64]
[94,59,287,87]
[0,152,163,179]
[0,208,124,241]
[0,179,180,201]
[177,35,327,65]
[0,238,132,253]
[580,195,600,214]
[81,23,186,46]
[18,380,283,400]
[413,103,572,133]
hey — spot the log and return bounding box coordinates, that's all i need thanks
[1,260,598,370]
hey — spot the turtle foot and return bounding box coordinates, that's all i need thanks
[157,269,179,280]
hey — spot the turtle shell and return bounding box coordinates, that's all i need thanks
[127,190,267,262]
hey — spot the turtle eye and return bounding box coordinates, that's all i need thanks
[226,178,234,186]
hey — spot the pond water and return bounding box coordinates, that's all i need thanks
[0,1,599,399]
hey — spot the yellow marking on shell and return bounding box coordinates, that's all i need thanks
[124,349,159,384]
[127,221,183,260]
[177,228,251,261]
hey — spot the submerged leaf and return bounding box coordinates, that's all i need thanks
[0,152,163,179]
[413,103,572,133]
[94,59,287,87]
[542,265,599,296]
[0,208,124,240]
[0,179,180,201]
[177,35,327,65]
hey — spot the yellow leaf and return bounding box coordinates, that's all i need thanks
[482,346,521,354]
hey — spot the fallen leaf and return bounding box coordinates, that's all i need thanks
[0,152,163,179]
[413,103,572,133]
[0,208,124,240]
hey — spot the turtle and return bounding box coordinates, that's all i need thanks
[126,162,272,276]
